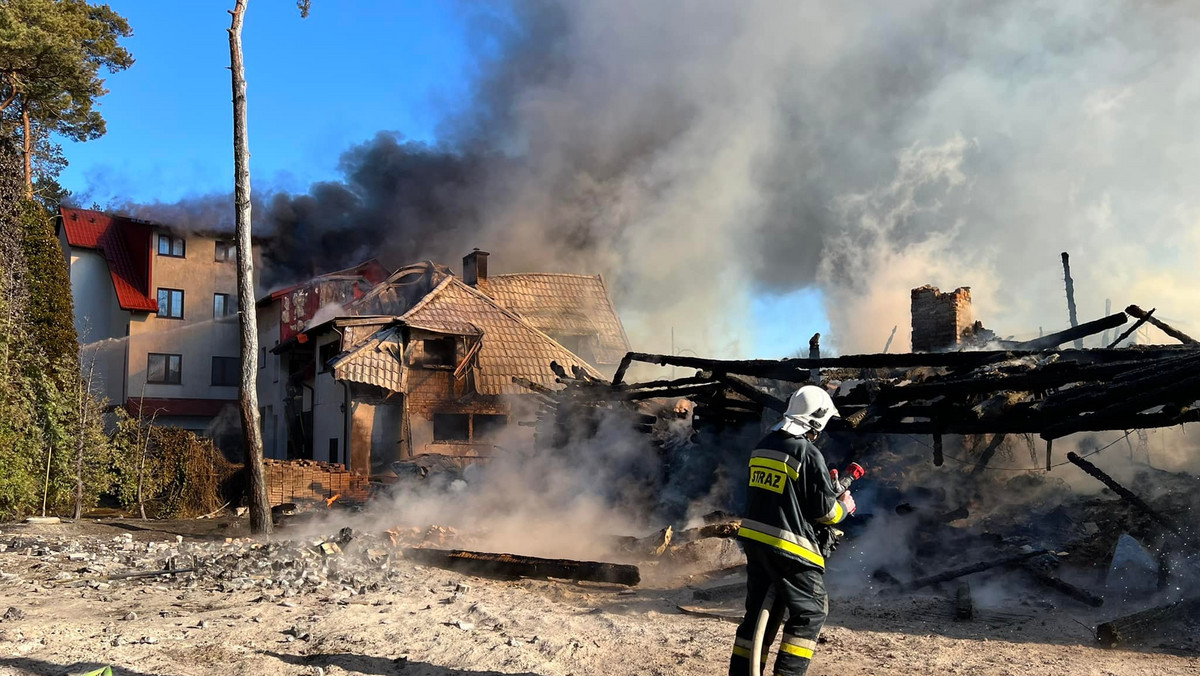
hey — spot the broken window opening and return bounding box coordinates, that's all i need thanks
[433,413,470,442]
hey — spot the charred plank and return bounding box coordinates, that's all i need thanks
[1065,452,1187,540]
[891,550,1048,593]
[403,548,641,586]
[1010,312,1127,351]
[1097,597,1200,648]
[1126,304,1197,345]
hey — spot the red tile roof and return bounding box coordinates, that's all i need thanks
[59,207,158,312]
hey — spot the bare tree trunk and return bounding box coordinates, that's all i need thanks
[73,359,97,519]
[136,418,149,520]
[40,420,52,517]
[21,104,32,201]
[229,0,271,535]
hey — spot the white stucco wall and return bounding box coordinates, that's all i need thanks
[312,332,345,465]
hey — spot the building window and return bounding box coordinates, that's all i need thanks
[259,347,266,370]
[318,341,339,373]
[212,356,240,386]
[433,413,470,442]
[213,293,234,318]
[329,438,340,465]
[157,288,184,319]
[147,353,182,384]
[214,240,236,262]
[157,234,185,258]
[423,338,456,367]
[473,414,507,442]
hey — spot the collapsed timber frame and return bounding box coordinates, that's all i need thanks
[512,303,1200,473]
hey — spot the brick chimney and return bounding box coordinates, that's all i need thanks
[911,285,974,352]
[463,249,489,287]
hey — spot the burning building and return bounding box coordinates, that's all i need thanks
[256,250,630,474]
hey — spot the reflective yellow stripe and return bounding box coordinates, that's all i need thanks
[817,500,845,525]
[749,457,799,481]
[779,642,815,659]
[731,645,752,659]
[782,634,817,651]
[737,525,825,569]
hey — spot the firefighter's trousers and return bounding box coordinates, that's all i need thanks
[728,543,828,676]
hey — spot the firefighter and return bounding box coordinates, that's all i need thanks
[728,385,855,676]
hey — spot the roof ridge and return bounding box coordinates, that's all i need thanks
[440,278,602,378]
[489,272,603,280]
[398,275,456,321]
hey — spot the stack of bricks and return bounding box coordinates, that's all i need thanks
[911,285,974,352]
[263,458,370,506]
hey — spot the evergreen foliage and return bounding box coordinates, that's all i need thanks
[0,0,134,192]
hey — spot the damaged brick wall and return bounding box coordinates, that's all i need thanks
[911,285,975,352]
[264,458,369,506]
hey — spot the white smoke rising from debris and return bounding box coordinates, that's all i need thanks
[224,0,1200,361]
[89,2,1200,359]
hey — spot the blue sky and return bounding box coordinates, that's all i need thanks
[59,0,469,205]
[57,1,825,358]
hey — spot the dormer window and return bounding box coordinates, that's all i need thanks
[157,234,185,257]
[422,338,456,367]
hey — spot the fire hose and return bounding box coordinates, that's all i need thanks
[749,462,864,676]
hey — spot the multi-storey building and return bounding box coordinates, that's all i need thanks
[56,207,252,453]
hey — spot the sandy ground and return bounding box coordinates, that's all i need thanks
[0,519,1197,676]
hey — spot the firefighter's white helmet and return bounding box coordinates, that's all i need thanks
[774,385,840,436]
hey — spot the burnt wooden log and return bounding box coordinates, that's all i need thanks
[403,548,641,586]
[673,521,741,544]
[1096,597,1200,648]
[1066,452,1187,540]
[932,434,944,467]
[1109,308,1155,348]
[1025,567,1103,607]
[1061,252,1083,349]
[970,434,1007,476]
[1010,312,1127,351]
[1126,304,1197,345]
[892,550,1048,593]
[955,582,973,621]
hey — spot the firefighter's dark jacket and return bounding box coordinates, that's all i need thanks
[737,428,848,570]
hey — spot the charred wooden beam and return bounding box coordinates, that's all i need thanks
[850,409,1200,436]
[883,325,898,353]
[403,547,641,586]
[1126,304,1197,345]
[970,434,1007,476]
[1042,372,1200,440]
[891,550,1049,593]
[1066,452,1187,540]
[1024,567,1104,607]
[809,333,821,381]
[723,376,787,413]
[1096,597,1200,648]
[1061,252,1083,349]
[1109,308,1154,348]
[615,347,1197,384]
[1009,312,1127,351]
